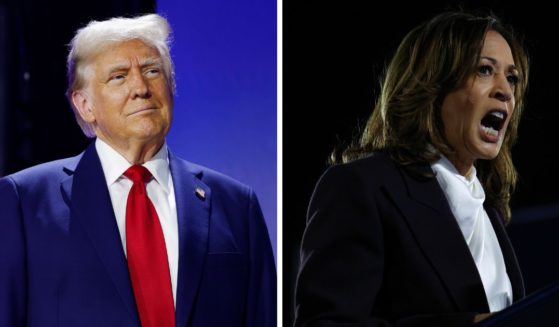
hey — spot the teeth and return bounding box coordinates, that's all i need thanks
[491,111,504,120]
[482,125,498,137]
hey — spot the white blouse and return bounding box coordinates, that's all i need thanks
[431,155,513,312]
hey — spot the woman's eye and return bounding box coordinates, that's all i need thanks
[478,65,493,76]
[507,74,519,87]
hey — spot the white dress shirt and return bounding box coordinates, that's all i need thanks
[95,138,179,306]
[431,155,513,312]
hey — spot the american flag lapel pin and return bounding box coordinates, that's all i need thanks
[195,187,206,200]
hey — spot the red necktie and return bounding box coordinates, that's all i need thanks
[124,165,175,327]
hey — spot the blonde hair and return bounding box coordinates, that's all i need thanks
[66,14,175,137]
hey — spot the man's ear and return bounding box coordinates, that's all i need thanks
[71,90,96,123]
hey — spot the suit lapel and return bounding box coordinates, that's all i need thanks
[387,162,489,312]
[486,206,525,301]
[169,152,211,326]
[61,142,139,324]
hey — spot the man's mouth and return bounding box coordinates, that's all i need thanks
[480,110,508,138]
[128,106,157,116]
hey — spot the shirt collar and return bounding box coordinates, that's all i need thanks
[431,153,478,187]
[95,138,172,194]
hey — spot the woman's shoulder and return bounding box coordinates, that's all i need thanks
[320,151,401,186]
[331,151,396,172]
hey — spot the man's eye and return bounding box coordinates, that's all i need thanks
[109,74,125,81]
[478,65,493,76]
[146,68,160,76]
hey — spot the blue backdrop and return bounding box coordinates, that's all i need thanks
[157,1,277,259]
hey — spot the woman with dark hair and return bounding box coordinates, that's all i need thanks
[294,11,529,327]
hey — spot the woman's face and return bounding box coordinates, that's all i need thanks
[441,30,518,175]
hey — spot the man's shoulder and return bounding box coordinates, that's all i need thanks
[170,155,252,195]
[2,154,83,186]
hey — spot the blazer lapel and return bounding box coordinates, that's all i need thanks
[61,142,139,324]
[388,163,489,312]
[486,206,525,301]
[169,152,211,326]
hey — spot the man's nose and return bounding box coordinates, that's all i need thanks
[131,72,151,99]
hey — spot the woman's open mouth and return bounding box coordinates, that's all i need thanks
[480,110,507,141]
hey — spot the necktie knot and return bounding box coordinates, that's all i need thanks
[124,165,152,184]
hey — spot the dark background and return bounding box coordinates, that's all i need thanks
[284,0,559,325]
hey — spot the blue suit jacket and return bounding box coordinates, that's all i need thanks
[0,142,276,326]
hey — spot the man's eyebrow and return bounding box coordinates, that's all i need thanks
[139,57,163,67]
[104,57,163,74]
[105,61,130,74]
[480,56,517,71]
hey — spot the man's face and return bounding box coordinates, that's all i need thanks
[79,39,173,151]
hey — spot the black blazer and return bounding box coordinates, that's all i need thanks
[294,152,524,327]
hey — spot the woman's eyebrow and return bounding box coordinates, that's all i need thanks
[480,56,517,71]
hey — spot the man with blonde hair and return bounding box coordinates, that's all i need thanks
[0,14,275,327]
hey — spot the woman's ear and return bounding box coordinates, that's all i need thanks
[71,90,96,123]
